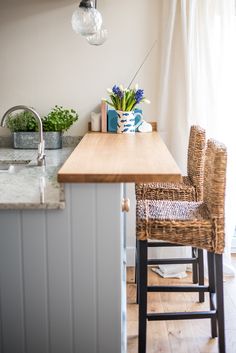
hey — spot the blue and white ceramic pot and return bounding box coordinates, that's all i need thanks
[116,110,142,134]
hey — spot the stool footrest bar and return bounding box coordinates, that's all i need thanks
[148,242,184,247]
[148,258,197,265]
[147,310,216,321]
[147,285,210,293]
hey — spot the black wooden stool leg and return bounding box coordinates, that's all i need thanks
[192,247,198,284]
[215,254,226,353]
[136,239,140,304]
[135,238,137,284]
[207,252,217,338]
[138,240,148,353]
[198,249,205,302]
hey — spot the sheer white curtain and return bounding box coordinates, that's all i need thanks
[154,0,236,276]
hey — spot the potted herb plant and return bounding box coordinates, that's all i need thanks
[6,105,79,149]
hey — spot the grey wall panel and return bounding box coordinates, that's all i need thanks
[0,289,3,353]
[0,211,25,353]
[70,184,97,353]
[45,197,73,353]
[21,211,49,353]
[96,184,123,353]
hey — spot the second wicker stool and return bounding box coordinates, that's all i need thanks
[136,139,227,353]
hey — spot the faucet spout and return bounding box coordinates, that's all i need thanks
[1,105,46,166]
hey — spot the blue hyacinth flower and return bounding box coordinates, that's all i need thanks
[135,89,144,104]
[112,85,124,99]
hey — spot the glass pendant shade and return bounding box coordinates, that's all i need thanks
[86,28,108,46]
[71,5,102,36]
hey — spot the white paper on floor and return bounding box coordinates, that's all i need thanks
[151,266,187,279]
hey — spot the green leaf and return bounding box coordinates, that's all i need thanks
[43,105,79,132]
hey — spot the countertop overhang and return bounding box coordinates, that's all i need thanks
[57,132,182,183]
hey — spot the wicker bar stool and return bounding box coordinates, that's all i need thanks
[135,125,206,300]
[136,139,227,353]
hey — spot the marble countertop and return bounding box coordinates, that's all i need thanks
[0,147,74,209]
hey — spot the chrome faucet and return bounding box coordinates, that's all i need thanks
[1,105,46,166]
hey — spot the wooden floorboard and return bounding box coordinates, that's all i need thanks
[127,254,236,353]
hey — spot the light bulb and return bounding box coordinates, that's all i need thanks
[86,28,108,46]
[71,5,102,36]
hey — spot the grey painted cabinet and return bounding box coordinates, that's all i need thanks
[0,183,126,353]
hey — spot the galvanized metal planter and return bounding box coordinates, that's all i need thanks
[13,132,62,149]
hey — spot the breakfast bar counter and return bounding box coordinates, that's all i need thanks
[0,132,181,353]
[58,132,182,183]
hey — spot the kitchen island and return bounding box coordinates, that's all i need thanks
[0,132,181,353]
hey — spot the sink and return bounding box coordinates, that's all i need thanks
[0,160,31,172]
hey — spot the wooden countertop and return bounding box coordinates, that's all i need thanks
[57,132,182,183]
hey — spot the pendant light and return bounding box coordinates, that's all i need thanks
[86,0,107,46]
[71,0,102,36]
[86,27,108,46]
[72,0,107,46]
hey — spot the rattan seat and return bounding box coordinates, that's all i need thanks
[136,199,217,252]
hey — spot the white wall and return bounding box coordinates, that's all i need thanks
[0,0,160,136]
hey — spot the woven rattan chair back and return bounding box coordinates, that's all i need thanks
[203,139,227,254]
[187,125,206,201]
